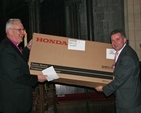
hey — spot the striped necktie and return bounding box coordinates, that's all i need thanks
[112,51,118,68]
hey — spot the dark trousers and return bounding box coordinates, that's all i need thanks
[116,104,141,113]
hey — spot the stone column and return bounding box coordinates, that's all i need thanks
[86,0,94,41]
[65,0,82,38]
[124,0,141,60]
[25,0,42,40]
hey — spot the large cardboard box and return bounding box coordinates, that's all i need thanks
[28,33,114,88]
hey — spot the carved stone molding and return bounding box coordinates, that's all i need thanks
[24,0,44,3]
[65,0,82,9]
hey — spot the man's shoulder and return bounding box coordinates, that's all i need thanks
[123,44,135,53]
[0,38,13,52]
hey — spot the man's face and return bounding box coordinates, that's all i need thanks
[9,21,25,44]
[111,33,126,51]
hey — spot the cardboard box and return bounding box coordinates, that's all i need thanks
[28,33,114,88]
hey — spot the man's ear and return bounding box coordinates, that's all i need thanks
[124,38,127,44]
[8,28,13,35]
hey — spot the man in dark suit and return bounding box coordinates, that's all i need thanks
[95,29,141,113]
[0,18,47,113]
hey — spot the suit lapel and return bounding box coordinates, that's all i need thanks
[6,38,25,60]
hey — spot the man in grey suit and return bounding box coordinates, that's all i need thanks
[0,19,47,113]
[95,29,141,113]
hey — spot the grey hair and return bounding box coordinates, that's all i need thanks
[5,18,21,33]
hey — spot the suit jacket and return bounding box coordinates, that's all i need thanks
[0,38,38,112]
[103,44,141,109]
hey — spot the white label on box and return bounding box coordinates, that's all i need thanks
[106,48,116,59]
[68,39,85,51]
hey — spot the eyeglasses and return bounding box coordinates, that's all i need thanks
[12,28,25,32]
